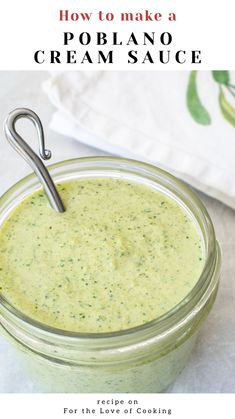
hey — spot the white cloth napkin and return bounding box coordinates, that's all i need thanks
[43,71,235,209]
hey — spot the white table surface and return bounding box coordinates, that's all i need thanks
[0,72,234,393]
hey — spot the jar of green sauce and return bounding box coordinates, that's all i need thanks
[0,157,221,392]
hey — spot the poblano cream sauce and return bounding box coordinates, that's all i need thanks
[0,178,203,333]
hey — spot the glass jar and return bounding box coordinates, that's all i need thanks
[0,157,221,393]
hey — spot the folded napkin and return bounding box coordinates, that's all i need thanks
[43,71,235,209]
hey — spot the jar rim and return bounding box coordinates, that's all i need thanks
[0,156,220,344]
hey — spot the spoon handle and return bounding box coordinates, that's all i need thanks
[4,108,65,213]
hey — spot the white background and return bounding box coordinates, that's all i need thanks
[0,394,234,419]
[0,0,234,70]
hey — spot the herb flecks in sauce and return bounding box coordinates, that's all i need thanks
[0,179,203,332]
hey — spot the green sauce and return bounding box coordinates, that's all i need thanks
[0,178,203,333]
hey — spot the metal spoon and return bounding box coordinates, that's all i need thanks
[4,108,65,213]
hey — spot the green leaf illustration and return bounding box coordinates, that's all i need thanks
[187,71,211,125]
[212,71,230,85]
[219,87,235,127]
